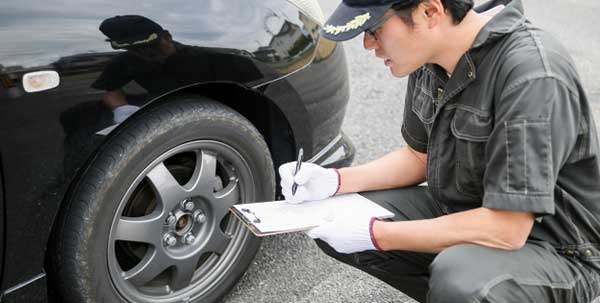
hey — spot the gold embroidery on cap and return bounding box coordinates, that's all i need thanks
[111,33,159,48]
[323,12,371,35]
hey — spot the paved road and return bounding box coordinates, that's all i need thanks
[223,1,600,302]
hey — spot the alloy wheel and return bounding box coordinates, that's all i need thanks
[107,140,256,302]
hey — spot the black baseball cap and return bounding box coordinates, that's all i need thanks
[99,15,165,49]
[321,0,418,41]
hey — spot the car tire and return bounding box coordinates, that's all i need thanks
[50,97,275,303]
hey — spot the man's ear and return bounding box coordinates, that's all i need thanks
[420,0,445,28]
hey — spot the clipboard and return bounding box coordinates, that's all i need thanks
[229,193,394,237]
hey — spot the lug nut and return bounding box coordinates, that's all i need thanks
[181,200,195,211]
[163,233,177,247]
[194,210,207,224]
[165,213,176,226]
[184,233,196,245]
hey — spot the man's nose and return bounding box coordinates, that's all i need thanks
[363,33,378,50]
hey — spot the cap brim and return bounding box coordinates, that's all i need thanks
[320,3,392,41]
[109,32,161,49]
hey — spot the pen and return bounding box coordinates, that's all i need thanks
[291,148,304,196]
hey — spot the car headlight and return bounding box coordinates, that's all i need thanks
[287,0,326,25]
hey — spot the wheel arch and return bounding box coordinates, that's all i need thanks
[156,82,298,171]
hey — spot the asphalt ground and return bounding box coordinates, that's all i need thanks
[223,1,600,302]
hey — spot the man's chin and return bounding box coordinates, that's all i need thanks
[390,68,410,78]
[390,65,418,78]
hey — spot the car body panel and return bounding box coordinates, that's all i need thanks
[1,274,46,303]
[257,36,350,158]
[0,0,352,298]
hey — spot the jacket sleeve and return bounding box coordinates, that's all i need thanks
[482,77,580,216]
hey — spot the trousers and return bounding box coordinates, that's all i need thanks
[315,186,600,303]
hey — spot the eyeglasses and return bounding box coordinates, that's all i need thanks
[365,12,397,41]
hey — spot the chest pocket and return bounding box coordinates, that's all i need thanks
[451,107,493,198]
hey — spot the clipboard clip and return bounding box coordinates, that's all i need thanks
[241,208,261,223]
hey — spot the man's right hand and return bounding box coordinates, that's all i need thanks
[278,162,340,203]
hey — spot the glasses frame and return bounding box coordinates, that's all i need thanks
[365,12,397,41]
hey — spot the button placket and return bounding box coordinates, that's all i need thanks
[425,59,477,205]
[435,87,444,112]
[425,106,441,204]
[421,69,448,203]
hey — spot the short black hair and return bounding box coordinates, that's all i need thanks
[392,0,474,26]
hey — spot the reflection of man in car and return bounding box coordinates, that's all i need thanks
[92,15,262,124]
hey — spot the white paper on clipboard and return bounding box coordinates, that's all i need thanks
[230,193,394,236]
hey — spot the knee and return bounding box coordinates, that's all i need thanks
[314,239,354,263]
[428,244,490,302]
[314,239,389,270]
[314,239,341,257]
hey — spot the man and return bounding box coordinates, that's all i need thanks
[278,0,600,302]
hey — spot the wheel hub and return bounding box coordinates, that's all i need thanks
[163,198,208,247]
[175,213,192,235]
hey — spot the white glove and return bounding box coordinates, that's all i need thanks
[278,162,340,203]
[306,213,382,254]
[113,104,140,124]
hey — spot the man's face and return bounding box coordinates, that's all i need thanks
[363,9,435,78]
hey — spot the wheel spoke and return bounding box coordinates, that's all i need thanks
[170,255,201,291]
[186,150,217,195]
[202,229,231,256]
[123,247,170,287]
[114,213,163,245]
[147,162,186,209]
[213,180,240,221]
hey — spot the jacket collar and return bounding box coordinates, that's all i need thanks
[471,0,527,49]
[421,0,527,105]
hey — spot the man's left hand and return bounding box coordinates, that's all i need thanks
[306,213,382,254]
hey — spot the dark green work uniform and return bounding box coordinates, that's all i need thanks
[316,0,600,302]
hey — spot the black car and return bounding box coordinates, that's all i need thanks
[0,1,354,302]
